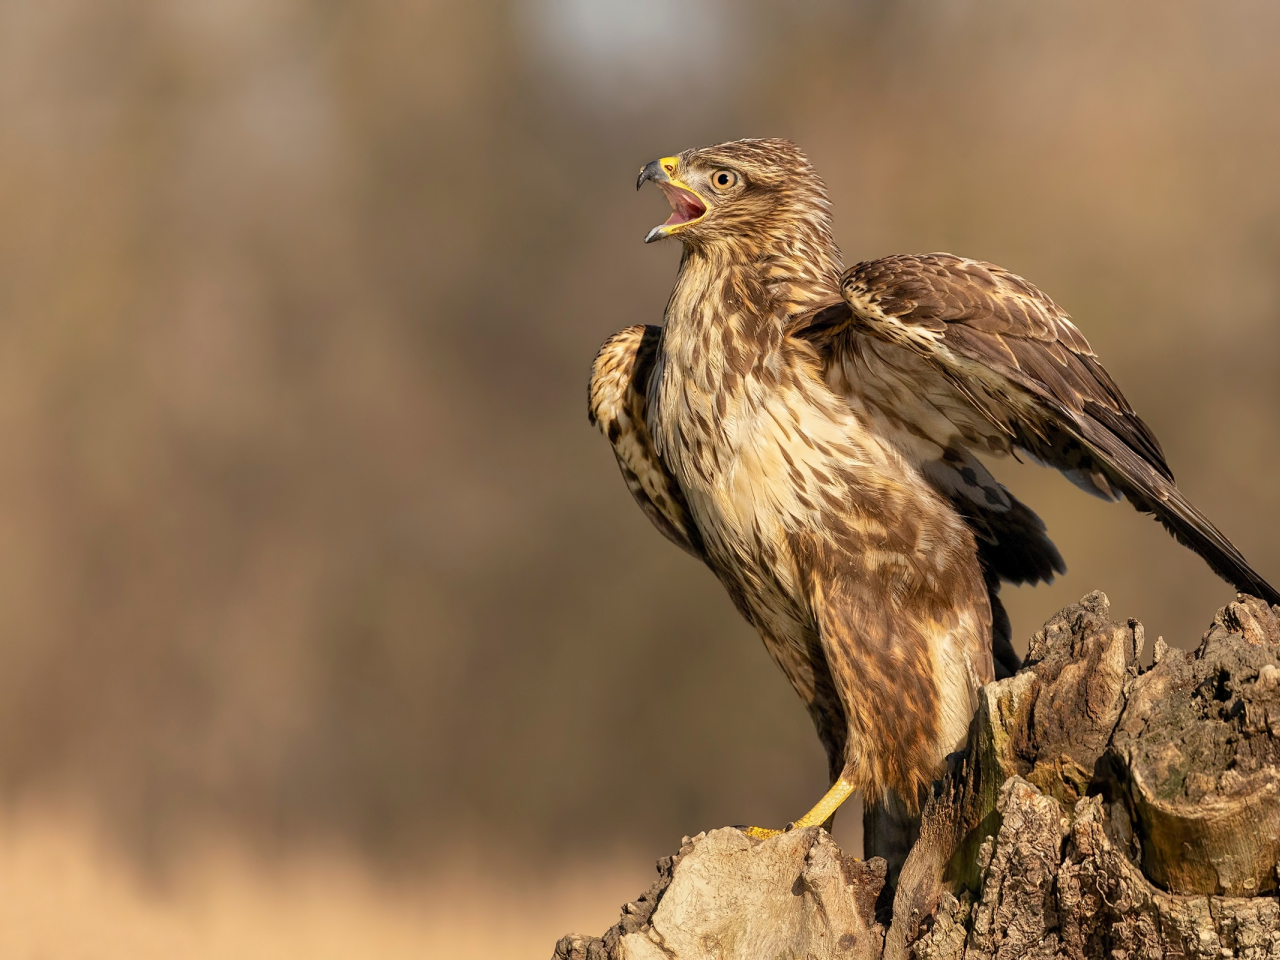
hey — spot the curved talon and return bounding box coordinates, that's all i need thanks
[737,825,784,840]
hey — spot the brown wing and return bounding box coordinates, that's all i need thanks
[789,294,1064,677]
[589,325,705,559]
[807,252,1278,606]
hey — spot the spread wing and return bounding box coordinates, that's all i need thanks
[589,325,705,559]
[796,252,1278,607]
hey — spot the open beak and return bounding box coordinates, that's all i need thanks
[636,156,707,243]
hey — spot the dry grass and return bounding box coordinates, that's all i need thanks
[0,805,647,959]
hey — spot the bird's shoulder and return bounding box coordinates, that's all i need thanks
[589,324,705,559]
[841,253,1091,352]
[589,324,660,435]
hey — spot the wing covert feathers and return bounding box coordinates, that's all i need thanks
[826,252,1279,606]
[590,325,705,559]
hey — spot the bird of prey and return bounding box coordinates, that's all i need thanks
[588,138,1278,875]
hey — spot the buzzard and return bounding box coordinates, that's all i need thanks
[588,138,1278,875]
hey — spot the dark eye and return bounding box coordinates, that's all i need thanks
[711,169,738,190]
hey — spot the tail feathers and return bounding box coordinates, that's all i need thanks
[924,447,1066,588]
[985,570,1021,680]
[964,490,1066,588]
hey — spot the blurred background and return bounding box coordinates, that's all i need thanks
[1,0,1278,955]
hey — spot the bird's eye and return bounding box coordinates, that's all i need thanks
[710,169,739,191]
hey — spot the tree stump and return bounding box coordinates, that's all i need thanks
[554,593,1280,960]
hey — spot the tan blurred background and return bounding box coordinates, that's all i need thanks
[1,0,1278,955]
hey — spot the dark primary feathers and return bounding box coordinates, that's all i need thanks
[803,252,1279,607]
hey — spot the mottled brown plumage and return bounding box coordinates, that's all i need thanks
[588,138,1278,871]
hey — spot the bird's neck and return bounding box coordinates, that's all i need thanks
[650,237,841,468]
[660,236,841,372]
[752,228,845,317]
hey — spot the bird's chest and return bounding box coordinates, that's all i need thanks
[650,348,887,618]
[648,267,907,618]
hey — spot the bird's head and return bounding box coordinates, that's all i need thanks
[636,138,833,255]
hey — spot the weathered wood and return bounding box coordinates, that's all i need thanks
[553,828,887,960]
[554,593,1280,959]
[1111,594,1280,897]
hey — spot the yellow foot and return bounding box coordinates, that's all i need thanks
[734,778,858,842]
[791,778,855,829]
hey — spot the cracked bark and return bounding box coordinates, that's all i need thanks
[554,593,1280,959]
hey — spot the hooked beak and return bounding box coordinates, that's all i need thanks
[636,156,707,243]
